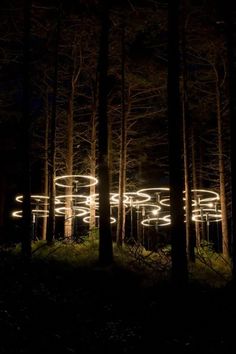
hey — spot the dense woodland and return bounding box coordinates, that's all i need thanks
[0,0,236,286]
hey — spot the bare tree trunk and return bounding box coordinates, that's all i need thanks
[116,17,127,247]
[191,129,201,248]
[64,92,74,239]
[21,0,32,260]
[89,106,97,238]
[97,0,113,265]
[64,41,82,239]
[47,5,61,244]
[42,91,49,240]
[216,78,230,258]
[180,8,195,261]
[224,1,236,280]
[168,0,188,286]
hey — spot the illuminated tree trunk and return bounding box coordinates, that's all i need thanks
[116,18,127,247]
[64,46,81,239]
[224,1,236,279]
[168,0,188,285]
[47,5,60,244]
[89,105,97,238]
[216,78,230,258]
[191,130,201,248]
[42,91,49,240]
[21,0,32,259]
[180,3,195,261]
[97,0,113,265]
[64,91,74,239]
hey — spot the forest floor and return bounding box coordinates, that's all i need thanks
[0,241,236,354]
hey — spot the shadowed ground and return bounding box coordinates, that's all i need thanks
[0,246,235,354]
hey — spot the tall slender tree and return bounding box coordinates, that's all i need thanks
[223,1,236,279]
[180,0,195,262]
[97,0,113,265]
[21,0,32,260]
[168,0,188,285]
[47,4,61,244]
[117,16,127,247]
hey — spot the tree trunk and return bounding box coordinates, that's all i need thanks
[42,89,49,241]
[180,6,195,261]
[191,129,201,248]
[216,78,230,258]
[116,17,127,247]
[21,0,32,260]
[64,91,74,239]
[97,0,113,265]
[89,105,97,238]
[47,5,61,244]
[168,0,188,286]
[224,1,236,279]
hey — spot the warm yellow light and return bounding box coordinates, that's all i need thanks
[55,175,98,188]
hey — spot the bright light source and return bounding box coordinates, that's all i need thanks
[152,209,158,216]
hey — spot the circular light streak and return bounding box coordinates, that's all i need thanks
[55,194,88,205]
[83,215,116,224]
[192,208,222,222]
[118,192,151,207]
[109,193,130,205]
[12,209,49,218]
[190,189,220,205]
[15,195,49,205]
[141,215,170,227]
[55,206,89,217]
[55,175,98,188]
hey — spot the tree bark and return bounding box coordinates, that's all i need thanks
[116,17,127,247]
[47,4,61,244]
[215,77,229,258]
[168,0,188,286]
[89,100,97,238]
[21,0,32,260]
[42,88,49,241]
[97,0,113,265]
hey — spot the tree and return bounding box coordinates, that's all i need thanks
[21,0,32,260]
[223,1,236,279]
[47,4,61,244]
[168,0,188,285]
[97,0,113,265]
[116,16,127,247]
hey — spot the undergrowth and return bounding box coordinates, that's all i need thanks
[1,239,233,288]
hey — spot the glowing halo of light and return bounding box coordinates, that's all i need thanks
[83,215,116,224]
[85,193,99,207]
[111,192,150,206]
[55,206,89,217]
[109,193,130,205]
[141,216,170,227]
[12,210,22,218]
[55,194,88,205]
[159,198,170,207]
[137,187,170,194]
[12,209,49,218]
[134,203,161,211]
[55,175,98,188]
[192,208,222,223]
[15,195,49,205]
[190,189,220,204]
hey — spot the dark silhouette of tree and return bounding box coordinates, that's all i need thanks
[223,1,236,279]
[116,16,127,247]
[97,0,113,265]
[21,0,32,260]
[168,0,188,285]
[47,4,61,244]
[180,0,195,262]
